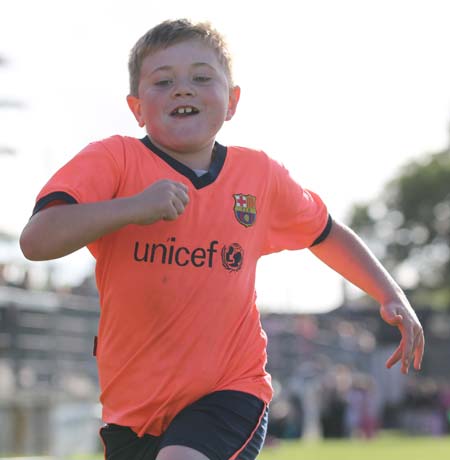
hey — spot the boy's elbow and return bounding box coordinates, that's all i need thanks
[20,226,47,261]
[20,232,37,261]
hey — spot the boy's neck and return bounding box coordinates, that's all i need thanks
[147,136,215,171]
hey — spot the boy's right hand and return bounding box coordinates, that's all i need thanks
[131,179,189,225]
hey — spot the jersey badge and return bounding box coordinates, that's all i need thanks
[233,194,257,227]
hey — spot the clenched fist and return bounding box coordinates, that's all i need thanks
[130,179,190,225]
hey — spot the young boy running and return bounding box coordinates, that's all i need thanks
[20,19,424,460]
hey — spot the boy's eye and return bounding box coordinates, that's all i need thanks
[155,79,173,86]
[193,76,212,82]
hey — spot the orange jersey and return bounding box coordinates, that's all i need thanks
[34,135,329,436]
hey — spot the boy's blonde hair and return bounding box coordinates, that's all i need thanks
[128,19,234,96]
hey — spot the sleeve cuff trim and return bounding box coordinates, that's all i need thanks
[32,192,78,215]
[311,214,333,247]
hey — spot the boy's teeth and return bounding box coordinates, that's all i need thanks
[174,107,196,115]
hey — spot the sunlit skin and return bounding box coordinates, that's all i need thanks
[127,40,240,170]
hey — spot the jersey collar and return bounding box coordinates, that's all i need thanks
[140,136,227,190]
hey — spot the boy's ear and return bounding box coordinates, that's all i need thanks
[226,86,241,121]
[126,95,146,128]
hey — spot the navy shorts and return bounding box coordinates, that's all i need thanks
[99,390,268,460]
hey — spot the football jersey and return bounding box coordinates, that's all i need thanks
[34,135,330,436]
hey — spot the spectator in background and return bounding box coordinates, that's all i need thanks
[345,373,378,438]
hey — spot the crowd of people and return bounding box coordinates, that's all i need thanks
[266,367,450,440]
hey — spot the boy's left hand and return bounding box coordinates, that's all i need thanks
[380,300,425,374]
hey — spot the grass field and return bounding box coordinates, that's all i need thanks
[258,435,450,460]
[64,434,450,460]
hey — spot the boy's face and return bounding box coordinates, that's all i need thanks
[127,40,240,156]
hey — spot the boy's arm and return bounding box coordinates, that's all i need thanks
[20,179,189,261]
[309,219,425,374]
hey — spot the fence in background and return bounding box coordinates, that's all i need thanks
[0,286,100,456]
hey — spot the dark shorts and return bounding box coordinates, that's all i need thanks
[99,390,268,460]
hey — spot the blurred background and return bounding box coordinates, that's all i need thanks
[1,0,450,457]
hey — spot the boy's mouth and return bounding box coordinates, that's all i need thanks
[170,106,200,117]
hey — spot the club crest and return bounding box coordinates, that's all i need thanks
[233,194,257,227]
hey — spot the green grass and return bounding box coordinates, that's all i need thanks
[258,435,450,460]
[44,434,450,460]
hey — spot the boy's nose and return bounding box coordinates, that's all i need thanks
[172,80,196,97]
[174,89,194,97]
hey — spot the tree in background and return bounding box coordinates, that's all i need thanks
[348,137,450,310]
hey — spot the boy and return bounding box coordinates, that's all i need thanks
[20,19,424,460]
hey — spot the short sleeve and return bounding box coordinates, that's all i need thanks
[261,159,329,255]
[33,137,124,213]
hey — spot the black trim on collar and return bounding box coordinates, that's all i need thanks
[32,192,78,216]
[140,136,227,189]
[311,214,333,247]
